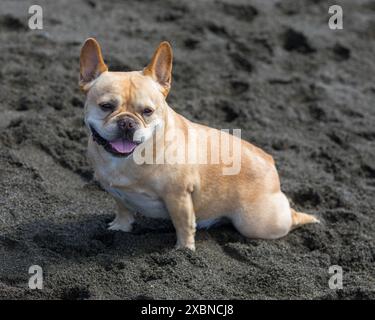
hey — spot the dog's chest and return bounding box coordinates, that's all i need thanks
[108,187,169,219]
[93,160,169,219]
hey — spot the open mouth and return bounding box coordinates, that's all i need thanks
[90,126,140,157]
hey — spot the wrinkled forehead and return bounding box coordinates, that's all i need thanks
[87,71,163,106]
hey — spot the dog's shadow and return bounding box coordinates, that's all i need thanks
[13,215,177,259]
[1,214,319,299]
[2,214,244,264]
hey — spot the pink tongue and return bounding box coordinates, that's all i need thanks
[109,138,137,154]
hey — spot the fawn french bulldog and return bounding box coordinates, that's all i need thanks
[79,38,319,251]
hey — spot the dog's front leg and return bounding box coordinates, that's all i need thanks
[164,192,196,251]
[108,198,135,232]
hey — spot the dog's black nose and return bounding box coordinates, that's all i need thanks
[117,117,136,131]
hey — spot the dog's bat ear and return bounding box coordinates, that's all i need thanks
[79,38,108,91]
[143,41,173,96]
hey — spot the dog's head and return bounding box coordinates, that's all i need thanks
[79,38,172,157]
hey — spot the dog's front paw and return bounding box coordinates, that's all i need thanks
[175,242,196,251]
[107,218,133,232]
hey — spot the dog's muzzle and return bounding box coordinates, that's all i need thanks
[90,124,140,157]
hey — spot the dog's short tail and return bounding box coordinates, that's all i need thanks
[291,209,320,230]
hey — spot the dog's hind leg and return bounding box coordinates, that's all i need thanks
[108,198,135,232]
[231,192,319,240]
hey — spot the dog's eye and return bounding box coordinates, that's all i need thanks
[143,108,154,116]
[99,103,115,112]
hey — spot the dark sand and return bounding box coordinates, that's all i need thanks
[0,0,375,299]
